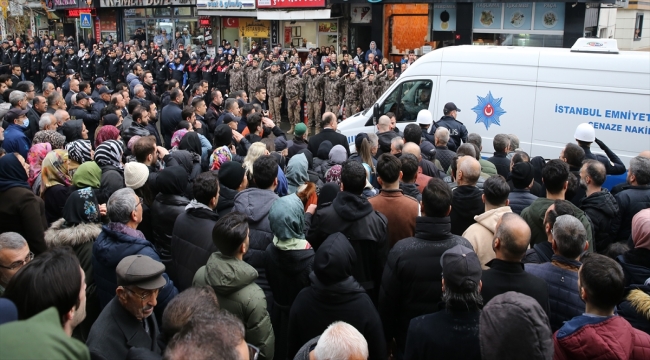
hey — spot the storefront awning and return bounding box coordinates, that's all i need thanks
[257,9,331,20]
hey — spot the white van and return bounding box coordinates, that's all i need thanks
[337,39,650,165]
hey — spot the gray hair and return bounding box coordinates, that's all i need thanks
[458,156,481,185]
[630,156,650,186]
[0,232,28,251]
[107,188,138,224]
[54,110,69,124]
[508,134,520,150]
[314,322,369,360]
[39,113,56,130]
[553,215,587,259]
[467,133,482,148]
[493,134,510,153]
[391,136,404,151]
[134,84,144,95]
[224,98,238,111]
[435,127,450,144]
[8,90,26,107]
[42,81,54,92]
[367,133,378,148]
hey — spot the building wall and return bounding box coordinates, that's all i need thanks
[598,7,618,38]
[616,9,650,50]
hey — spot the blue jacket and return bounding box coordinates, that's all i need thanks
[92,224,178,319]
[160,102,183,148]
[508,189,538,215]
[525,255,583,332]
[2,124,30,158]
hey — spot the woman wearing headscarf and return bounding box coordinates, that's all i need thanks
[170,128,188,150]
[178,131,206,171]
[265,194,315,360]
[41,149,73,226]
[150,166,190,268]
[324,164,342,186]
[61,119,89,143]
[94,139,125,199]
[318,144,347,182]
[66,139,93,178]
[27,143,52,195]
[44,186,104,341]
[0,153,48,255]
[71,161,108,205]
[94,125,121,148]
[32,130,66,149]
[286,153,309,195]
[617,208,650,286]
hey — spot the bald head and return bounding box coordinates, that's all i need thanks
[493,213,531,261]
[457,156,481,186]
[377,115,391,132]
[640,150,650,159]
[402,142,421,160]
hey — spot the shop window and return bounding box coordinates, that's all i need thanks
[153,8,172,17]
[124,9,147,18]
[635,13,643,41]
[368,79,433,124]
[473,33,563,47]
[174,7,193,16]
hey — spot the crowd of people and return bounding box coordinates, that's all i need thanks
[1,32,650,360]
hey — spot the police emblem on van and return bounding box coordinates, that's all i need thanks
[472,91,506,130]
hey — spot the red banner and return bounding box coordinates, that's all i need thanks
[67,8,96,17]
[222,18,239,28]
[284,27,291,44]
[257,0,325,8]
[94,17,101,42]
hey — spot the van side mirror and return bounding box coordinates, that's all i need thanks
[373,104,379,125]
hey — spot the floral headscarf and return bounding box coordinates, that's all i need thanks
[27,143,52,187]
[33,130,66,149]
[171,129,188,149]
[63,187,100,225]
[41,149,72,195]
[325,165,342,185]
[95,125,121,148]
[210,146,232,170]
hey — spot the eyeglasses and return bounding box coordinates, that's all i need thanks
[136,196,144,208]
[125,287,160,301]
[247,343,260,360]
[0,251,34,270]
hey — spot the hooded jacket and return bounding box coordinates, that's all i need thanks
[217,185,238,217]
[521,197,594,249]
[376,131,398,157]
[287,233,387,360]
[614,185,650,243]
[509,188,538,215]
[580,189,620,252]
[618,249,650,286]
[618,285,650,335]
[307,191,388,302]
[193,252,274,360]
[286,154,308,195]
[450,185,484,236]
[463,206,512,269]
[554,315,650,360]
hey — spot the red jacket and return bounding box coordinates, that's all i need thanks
[554,315,650,360]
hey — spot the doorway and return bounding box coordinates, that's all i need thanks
[350,25,372,58]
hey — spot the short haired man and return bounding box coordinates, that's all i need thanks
[307,112,351,156]
[369,154,419,248]
[560,142,587,205]
[435,102,467,150]
[161,88,184,148]
[192,212,275,359]
[0,232,31,296]
[480,213,551,315]
[613,156,650,243]
[32,95,48,115]
[525,215,588,332]
[433,127,456,172]
[399,153,422,201]
[463,175,512,269]
[87,255,167,359]
[375,115,399,157]
[523,199,577,264]
[39,113,58,131]
[466,133,497,175]
[251,85,267,110]
[508,161,538,215]
[379,177,473,356]
[486,134,511,179]
[69,91,101,145]
[404,245,483,359]
[294,322,370,360]
[401,142,434,194]
[171,172,220,291]
[520,159,594,248]
[554,254,650,358]
[579,160,620,252]
[450,156,484,235]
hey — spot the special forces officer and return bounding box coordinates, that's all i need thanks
[228,58,246,94]
[305,64,324,133]
[361,70,382,111]
[284,66,305,134]
[378,63,398,94]
[342,68,363,119]
[266,61,285,124]
[323,66,343,117]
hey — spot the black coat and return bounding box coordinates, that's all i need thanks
[160,103,183,148]
[42,184,73,226]
[378,216,473,352]
[481,259,551,316]
[265,244,315,360]
[287,233,387,360]
[450,185,484,236]
[617,285,650,335]
[307,191,388,302]
[69,105,101,145]
[86,297,162,360]
[307,129,350,157]
[150,193,190,268]
[170,206,219,291]
[580,189,620,252]
[216,185,237,217]
[376,131,398,157]
[508,188,538,215]
[487,151,511,179]
[99,165,125,200]
[614,185,650,243]
[434,145,456,172]
[618,248,650,286]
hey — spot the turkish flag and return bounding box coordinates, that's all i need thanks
[223,18,239,28]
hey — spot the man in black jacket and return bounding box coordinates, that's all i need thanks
[579,160,619,252]
[574,123,626,176]
[375,115,399,157]
[450,156,484,235]
[307,112,350,157]
[307,160,388,303]
[613,155,650,244]
[68,92,101,145]
[481,212,551,316]
[487,133,512,179]
[142,71,160,106]
[171,172,220,291]
[160,88,184,148]
[434,102,467,150]
[379,177,473,357]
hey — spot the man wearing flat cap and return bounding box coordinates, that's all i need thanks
[87,255,166,359]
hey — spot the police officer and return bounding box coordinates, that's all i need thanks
[79,52,94,82]
[360,70,382,111]
[42,66,58,88]
[284,65,304,135]
[574,123,626,175]
[153,55,169,96]
[65,47,80,74]
[138,52,152,72]
[245,57,266,99]
[94,47,108,80]
[266,61,284,124]
[322,66,343,118]
[122,52,136,81]
[41,46,53,78]
[19,47,30,80]
[107,49,123,87]
[8,44,20,65]
[169,56,185,85]
[434,102,467,151]
[29,47,41,90]
[305,64,324,133]
[378,63,398,94]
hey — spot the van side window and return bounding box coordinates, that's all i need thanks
[381,80,433,122]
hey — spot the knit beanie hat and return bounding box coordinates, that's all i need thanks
[294,123,307,137]
[124,162,149,190]
[218,161,246,190]
[511,162,535,189]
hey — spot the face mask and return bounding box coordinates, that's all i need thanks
[21,119,29,128]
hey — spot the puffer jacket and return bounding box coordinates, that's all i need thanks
[216,185,238,217]
[232,188,279,298]
[379,216,473,353]
[170,202,219,292]
[618,285,650,335]
[150,193,190,268]
[580,189,620,252]
[554,315,650,360]
[92,224,178,318]
[463,206,512,269]
[193,252,274,360]
[614,185,650,243]
[525,255,583,332]
[618,249,650,286]
[508,188,538,215]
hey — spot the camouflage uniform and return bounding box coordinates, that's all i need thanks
[266,66,285,124]
[361,75,383,111]
[228,65,246,94]
[245,61,266,97]
[341,72,363,118]
[285,72,305,127]
[323,72,344,117]
[305,70,324,129]
[378,73,398,95]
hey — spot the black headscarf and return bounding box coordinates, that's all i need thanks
[0,154,31,193]
[179,131,202,156]
[317,182,340,209]
[63,187,101,225]
[316,140,333,160]
[61,120,84,143]
[156,165,189,196]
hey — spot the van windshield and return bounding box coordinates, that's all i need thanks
[380,79,433,122]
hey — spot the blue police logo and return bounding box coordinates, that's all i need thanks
[472,91,506,130]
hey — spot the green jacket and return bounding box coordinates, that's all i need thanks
[479,159,498,176]
[0,307,90,360]
[520,197,594,250]
[194,252,275,360]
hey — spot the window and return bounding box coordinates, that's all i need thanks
[635,13,643,41]
[367,79,433,126]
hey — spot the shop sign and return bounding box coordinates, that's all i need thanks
[199,18,211,28]
[240,19,270,37]
[67,8,97,17]
[350,4,371,24]
[100,0,195,7]
[503,3,532,30]
[318,22,337,33]
[472,3,565,32]
[271,21,279,45]
[51,0,79,9]
[223,18,239,28]
[432,3,456,32]
[473,3,502,30]
[196,0,255,10]
[257,0,325,8]
[533,2,564,31]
